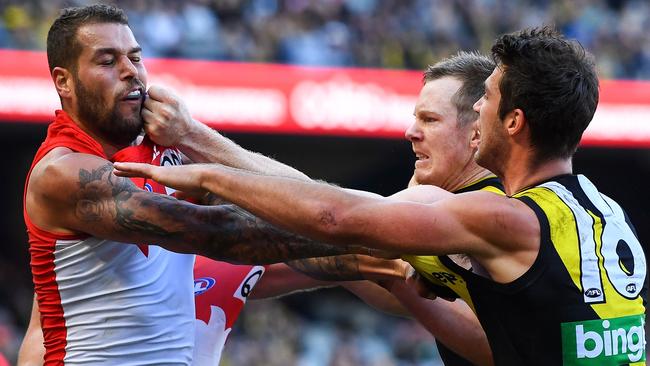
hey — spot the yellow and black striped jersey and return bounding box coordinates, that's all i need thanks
[405,174,646,365]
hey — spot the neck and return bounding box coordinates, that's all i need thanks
[63,107,128,157]
[500,157,572,196]
[443,164,493,193]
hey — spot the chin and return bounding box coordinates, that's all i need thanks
[416,171,437,186]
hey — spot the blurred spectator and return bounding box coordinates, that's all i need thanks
[0,0,647,78]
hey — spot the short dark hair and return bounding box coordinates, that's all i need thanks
[423,51,495,126]
[46,4,129,73]
[491,26,599,161]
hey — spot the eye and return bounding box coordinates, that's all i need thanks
[129,56,141,63]
[99,58,115,66]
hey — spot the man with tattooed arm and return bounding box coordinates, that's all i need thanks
[20,5,405,365]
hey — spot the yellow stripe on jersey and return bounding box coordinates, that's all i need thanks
[513,187,584,300]
[480,185,505,195]
[400,254,477,312]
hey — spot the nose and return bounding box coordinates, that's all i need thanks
[118,56,138,80]
[405,121,422,141]
[473,97,483,113]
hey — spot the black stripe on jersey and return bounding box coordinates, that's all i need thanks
[553,175,603,218]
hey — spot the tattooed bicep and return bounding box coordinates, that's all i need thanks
[73,162,139,223]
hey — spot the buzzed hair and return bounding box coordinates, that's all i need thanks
[423,51,495,126]
[46,4,129,73]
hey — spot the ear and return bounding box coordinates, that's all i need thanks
[52,67,73,99]
[469,120,480,149]
[505,108,526,137]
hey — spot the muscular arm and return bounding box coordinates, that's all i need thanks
[142,85,309,180]
[114,163,538,264]
[26,151,367,264]
[17,296,44,366]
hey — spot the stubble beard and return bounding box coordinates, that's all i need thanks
[74,77,143,147]
[475,130,509,177]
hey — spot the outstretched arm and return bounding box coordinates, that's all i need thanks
[285,255,409,282]
[27,151,367,264]
[142,85,309,180]
[113,162,538,262]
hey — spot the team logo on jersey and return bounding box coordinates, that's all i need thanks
[159,148,182,195]
[431,271,461,285]
[561,314,645,365]
[584,288,602,298]
[194,277,216,295]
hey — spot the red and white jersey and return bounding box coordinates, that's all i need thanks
[192,257,265,365]
[24,111,195,365]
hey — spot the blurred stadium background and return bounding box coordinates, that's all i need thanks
[0,0,649,365]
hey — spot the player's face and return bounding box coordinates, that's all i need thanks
[71,23,147,147]
[405,77,477,190]
[473,67,510,174]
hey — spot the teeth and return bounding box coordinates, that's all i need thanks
[127,90,141,97]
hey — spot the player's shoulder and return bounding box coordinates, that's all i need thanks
[30,147,112,192]
[449,190,540,250]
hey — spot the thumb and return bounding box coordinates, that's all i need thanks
[146,85,174,103]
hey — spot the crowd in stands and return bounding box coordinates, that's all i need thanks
[0,0,649,79]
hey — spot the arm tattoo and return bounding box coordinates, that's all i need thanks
[193,205,359,264]
[203,193,229,205]
[73,163,359,264]
[286,255,364,281]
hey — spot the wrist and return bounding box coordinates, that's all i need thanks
[177,119,205,149]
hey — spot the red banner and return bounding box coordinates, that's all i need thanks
[0,49,648,147]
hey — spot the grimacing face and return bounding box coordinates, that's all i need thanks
[71,22,147,146]
[405,76,478,191]
[472,67,510,176]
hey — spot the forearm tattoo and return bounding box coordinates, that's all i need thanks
[286,255,364,281]
[73,163,355,264]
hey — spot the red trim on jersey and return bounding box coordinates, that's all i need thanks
[23,111,107,365]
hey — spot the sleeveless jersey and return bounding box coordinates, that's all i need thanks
[109,124,269,365]
[415,174,647,365]
[24,110,195,365]
[192,257,266,365]
[402,176,504,304]
[402,176,504,366]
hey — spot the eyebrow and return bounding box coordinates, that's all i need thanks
[92,46,142,57]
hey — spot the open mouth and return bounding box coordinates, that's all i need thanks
[414,151,430,167]
[122,88,144,102]
[415,152,429,161]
